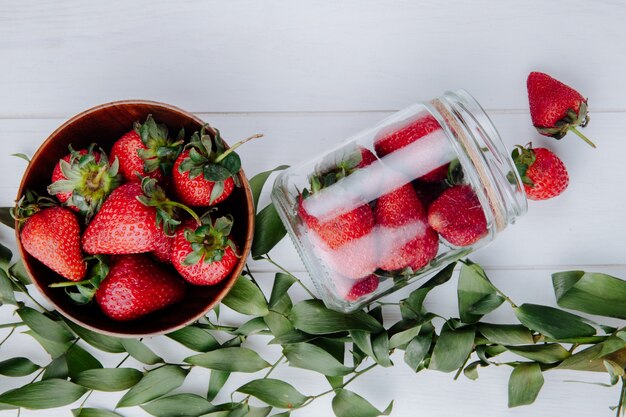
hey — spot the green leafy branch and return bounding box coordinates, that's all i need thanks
[0,167,625,416]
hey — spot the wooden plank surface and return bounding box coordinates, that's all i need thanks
[1,0,625,416]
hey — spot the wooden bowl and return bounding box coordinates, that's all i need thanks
[15,100,254,337]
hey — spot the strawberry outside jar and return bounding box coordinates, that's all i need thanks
[272,90,528,312]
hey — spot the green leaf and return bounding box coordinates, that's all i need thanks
[0,357,40,377]
[0,207,14,229]
[404,332,432,372]
[237,317,269,335]
[478,324,534,345]
[18,306,74,344]
[222,275,269,316]
[372,332,393,367]
[66,345,103,378]
[42,355,68,380]
[185,347,270,372]
[403,263,457,313]
[74,368,143,391]
[167,325,220,352]
[388,320,422,349]
[72,408,123,417]
[0,243,12,268]
[429,323,474,373]
[248,165,289,209]
[332,389,393,417]
[290,300,383,334]
[350,330,375,359]
[457,261,502,323]
[283,343,353,376]
[237,378,309,409]
[121,339,163,365]
[604,359,624,385]
[265,311,296,337]
[207,370,230,401]
[463,361,481,380]
[0,269,16,305]
[0,379,87,409]
[506,344,571,364]
[141,394,215,417]
[553,271,626,319]
[508,363,544,407]
[117,365,188,407]
[9,259,31,286]
[514,303,596,340]
[24,330,71,359]
[252,203,287,258]
[269,273,297,311]
[65,321,125,353]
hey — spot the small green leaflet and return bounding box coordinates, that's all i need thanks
[508,363,544,408]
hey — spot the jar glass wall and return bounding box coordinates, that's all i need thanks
[272,90,527,312]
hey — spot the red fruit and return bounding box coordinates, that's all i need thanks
[527,72,596,148]
[82,183,161,254]
[173,149,235,206]
[334,274,379,302]
[374,113,448,181]
[413,180,447,208]
[375,184,439,271]
[48,145,121,221]
[153,231,173,263]
[95,254,185,321]
[173,126,260,206]
[20,206,86,281]
[512,145,569,201]
[110,115,183,182]
[356,147,377,168]
[428,185,487,247]
[171,216,239,285]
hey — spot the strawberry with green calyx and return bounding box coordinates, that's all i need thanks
[95,254,186,321]
[13,191,87,281]
[171,213,239,285]
[308,146,377,194]
[47,144,122,221]
[110,114,184,182]
[173,125,262,206]
[49,255,109,304]
[135,176,188,237]
[527,71,596,148]
[512,144,569,201]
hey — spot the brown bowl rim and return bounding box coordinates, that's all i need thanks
[15,99,255,338]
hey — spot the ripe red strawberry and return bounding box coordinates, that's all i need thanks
[14,194,86,281]
[171,215,239,285]
[375,184,439,271]
[95,254,185,321]
[527,71,596,148]
[153,230,173,263]
[82,182,162,254]
[173,126,261,206]
[374,113,448,181]
[333,274,379,302]
[512,144,569,201]
[47,145,121,221]
[110,115,183,183]
[428,185,487,247]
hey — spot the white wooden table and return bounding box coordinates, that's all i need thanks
[1,1,626,415]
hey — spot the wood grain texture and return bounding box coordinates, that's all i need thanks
[0,0,625,115]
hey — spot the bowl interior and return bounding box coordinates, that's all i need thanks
[16,100,254,337]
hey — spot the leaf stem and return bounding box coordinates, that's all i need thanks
[303,362,378,406]
[159,200,202,226]
[263,354,285,378]
[0,327,16,347]
[453,353,472,381]
[262,255,318,299]
[0,321,24,329]
[617,376,626,417]
[115,353,131,368]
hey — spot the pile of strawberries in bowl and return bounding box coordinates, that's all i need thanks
[13,101,255,336]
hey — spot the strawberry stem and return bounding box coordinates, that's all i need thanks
[159,200,202,226]
[49,281,85,288]
[569,126,596,148]
[213,134,263,164]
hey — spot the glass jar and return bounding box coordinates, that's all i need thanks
[272,90,527,312]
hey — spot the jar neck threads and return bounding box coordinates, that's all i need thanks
[428,90,527,231]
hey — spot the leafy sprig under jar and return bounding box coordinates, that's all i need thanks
[272,90,527,312]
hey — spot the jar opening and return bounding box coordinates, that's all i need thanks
[428,90,527,230]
